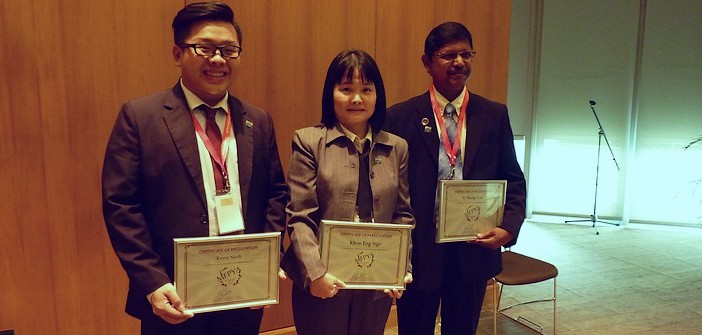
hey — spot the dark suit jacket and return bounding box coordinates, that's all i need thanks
[102,83,288,319]
[385,91,526,291]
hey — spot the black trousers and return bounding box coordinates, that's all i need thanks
[292,284,393,335]
[140,308,263,335]
[397,258,487,335]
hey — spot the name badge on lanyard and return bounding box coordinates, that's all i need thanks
[191,107,244,234]
[214,193,244,234]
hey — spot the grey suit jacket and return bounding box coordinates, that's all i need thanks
[102,83,288,319]
[281,125,414,290]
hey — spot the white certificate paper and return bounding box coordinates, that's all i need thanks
[436,180,506,242]
[320,220,412,290]
[173,232,280,313]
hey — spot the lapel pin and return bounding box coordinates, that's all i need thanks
[421,118,432,132]
[245,120,254,128]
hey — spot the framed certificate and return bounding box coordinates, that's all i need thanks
[173,232,280,314]
[320,220,412,290]
[436,180,506,243]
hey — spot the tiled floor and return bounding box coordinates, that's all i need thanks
[385,217,702,334]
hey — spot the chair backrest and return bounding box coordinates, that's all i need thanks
[495,250,558,285]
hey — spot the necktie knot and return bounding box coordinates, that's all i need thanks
[200,105,222,135]
[354,137,370,155]
[443,103,456,119]
[202,106,219,121]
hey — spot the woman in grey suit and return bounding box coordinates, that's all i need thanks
[281,49,415,335]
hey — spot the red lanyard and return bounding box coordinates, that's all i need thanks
[190,106,232,189]
[429,86,469,167]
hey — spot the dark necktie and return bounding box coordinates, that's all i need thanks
[356,139,373,222]
[202,106,225,190]
[438,103,462,180]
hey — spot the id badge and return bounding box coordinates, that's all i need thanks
[214,191,245,234]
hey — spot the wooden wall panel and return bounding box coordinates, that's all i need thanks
[0,1,510,334]
[227,0,377,173]
[0,0,179,334]
[1,1,49,333]
[377,0,511,105]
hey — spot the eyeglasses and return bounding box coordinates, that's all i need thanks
[180,43,242,59]
[434,50,476,62]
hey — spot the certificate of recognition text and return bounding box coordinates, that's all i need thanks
[173,232,280,313]
[320,220,412,290]
[436,180,506,242]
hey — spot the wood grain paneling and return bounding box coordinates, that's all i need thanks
[1,1,179,334]
[227,0,377,172]
[0,1,510,334]
[377,0,511,105]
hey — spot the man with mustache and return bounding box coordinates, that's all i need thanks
[385,22,527,335]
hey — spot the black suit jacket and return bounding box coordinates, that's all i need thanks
[102,83,288,318]
[385,91,526,291]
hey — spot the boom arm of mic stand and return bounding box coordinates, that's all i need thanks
[590,105,620,171]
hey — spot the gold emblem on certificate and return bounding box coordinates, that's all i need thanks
[436,180,506,243]
[173,232,280,313]
[320,220,412,290]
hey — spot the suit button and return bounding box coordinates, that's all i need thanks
[370,172,375,178]
[201,214,208,224]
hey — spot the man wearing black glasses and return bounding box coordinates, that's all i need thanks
[385,22,526,335]
[102,2,288,334]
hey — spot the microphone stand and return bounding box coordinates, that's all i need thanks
[566,100,620,234]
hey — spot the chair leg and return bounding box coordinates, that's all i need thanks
[495,278,556,335]
[493,279,498,335]
[553,277,557,335]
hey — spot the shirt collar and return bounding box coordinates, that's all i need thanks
[338,123,373,145]
[180,78,229,113]
[432,85,467,116]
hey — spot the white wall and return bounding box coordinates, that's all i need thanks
[508,0,702,226]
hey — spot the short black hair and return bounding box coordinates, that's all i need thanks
[320,49,387,132]
[424,21,473,57]
[172,1,242,46]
